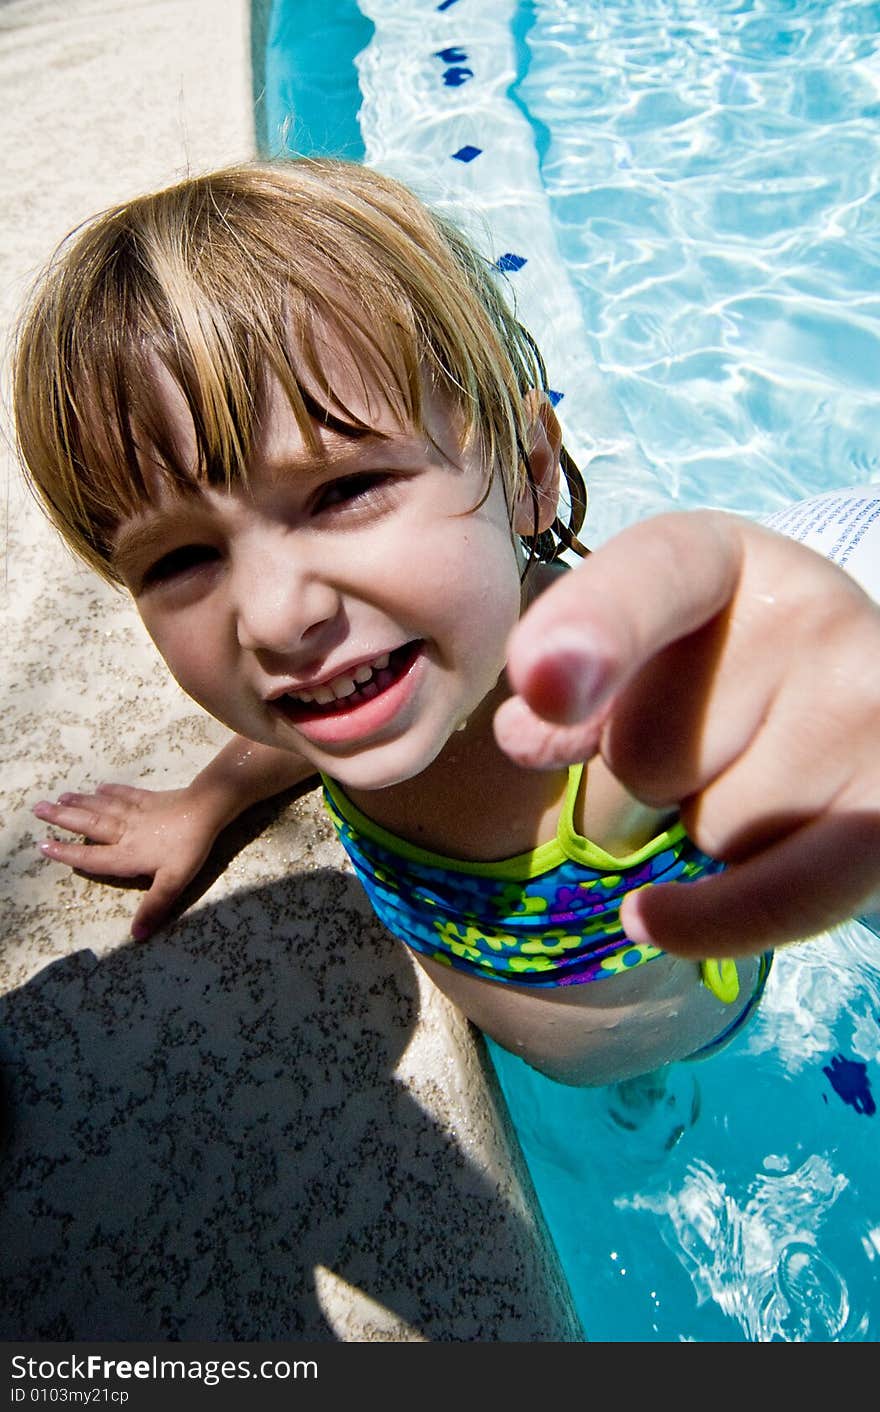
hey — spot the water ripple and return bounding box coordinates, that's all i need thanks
[620,1154,869,1340]
[522,0,880,529]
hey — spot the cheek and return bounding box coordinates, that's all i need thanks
[435,521,524,646]
[140,609,227,703]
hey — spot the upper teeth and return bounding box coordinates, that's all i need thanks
[292,652,390,704]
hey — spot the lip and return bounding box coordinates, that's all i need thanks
[270,640,425,746]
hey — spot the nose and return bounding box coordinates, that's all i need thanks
[232,533,342,658]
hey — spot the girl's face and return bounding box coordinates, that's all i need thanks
[112,367,558,791]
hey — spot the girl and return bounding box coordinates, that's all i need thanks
[15,160,880,1086]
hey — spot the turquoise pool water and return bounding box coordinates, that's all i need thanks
[260,0,880,1341]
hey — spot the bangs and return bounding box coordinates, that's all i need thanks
[83,289,425,508]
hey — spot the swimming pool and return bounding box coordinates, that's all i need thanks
[258,0,880,1341]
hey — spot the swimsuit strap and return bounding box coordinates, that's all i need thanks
[557,762,587,844]
[562,764,739,1004]
[701,958,740,1003]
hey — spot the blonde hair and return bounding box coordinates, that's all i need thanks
[13,158,585,584]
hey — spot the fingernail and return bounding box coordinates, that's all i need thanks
[131,923,149,942]
[38,841,56,855]
[534,628,611,723]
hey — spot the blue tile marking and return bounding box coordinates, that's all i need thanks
[443,66,474,86]
[436,0,460,9]
[435,47,468,63]
[496,253,527,272]
[452,145,482,163]
[547,389,564,406]
[822,1053,876,1116]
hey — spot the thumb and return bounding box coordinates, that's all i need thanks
[493,688,606,771]
[130,870,186,942]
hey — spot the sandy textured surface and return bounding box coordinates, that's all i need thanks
[0,0,581,1341]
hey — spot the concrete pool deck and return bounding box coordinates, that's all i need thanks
[0,0,581,1341]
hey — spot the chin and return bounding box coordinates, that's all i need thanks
[315,724,460,792]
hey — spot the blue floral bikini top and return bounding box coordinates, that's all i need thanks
[321,763,739,1003]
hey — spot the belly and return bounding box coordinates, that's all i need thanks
[415,950,763,1087]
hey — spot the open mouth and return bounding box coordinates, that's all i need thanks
[273,641,423,725]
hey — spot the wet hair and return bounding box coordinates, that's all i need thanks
[13,158,587,585]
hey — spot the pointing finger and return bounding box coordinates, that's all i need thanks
[507,511,742,726]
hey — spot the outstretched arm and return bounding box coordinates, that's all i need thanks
[34,737,317,939]
[496,510,880,957]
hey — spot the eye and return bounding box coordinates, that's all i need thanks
[313,472,393,514]
[141,544,221,587]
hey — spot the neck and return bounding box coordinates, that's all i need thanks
[342,667,570,860]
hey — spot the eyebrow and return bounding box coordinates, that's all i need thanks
[110,510,196,578]
[259,429,394,478]
[109,431,408,576]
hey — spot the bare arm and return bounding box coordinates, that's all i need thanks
[34,737,317,939]
[186,736,317,823]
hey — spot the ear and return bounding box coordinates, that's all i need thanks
[512,391,562,536]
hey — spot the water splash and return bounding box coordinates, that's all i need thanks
[750,920,880,1073]
[620,1154,862,1340]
